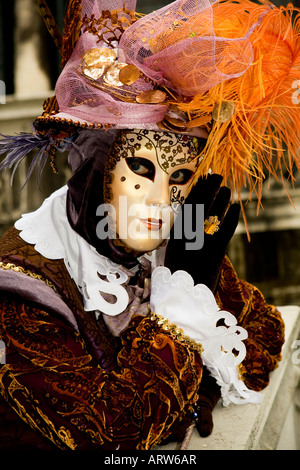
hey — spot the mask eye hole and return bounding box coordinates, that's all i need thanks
[169,169,194,185]
[126,157,155,181]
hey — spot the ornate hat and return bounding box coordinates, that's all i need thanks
[1,0,300,211]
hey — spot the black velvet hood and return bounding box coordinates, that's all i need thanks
[66,128,140,268]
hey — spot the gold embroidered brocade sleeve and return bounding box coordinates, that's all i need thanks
[0,294,202,450]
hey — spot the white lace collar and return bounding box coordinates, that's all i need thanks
[15,185,131,316]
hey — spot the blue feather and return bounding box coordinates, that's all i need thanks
[0,131,74,187]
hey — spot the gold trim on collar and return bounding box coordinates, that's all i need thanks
[0,261,58,293]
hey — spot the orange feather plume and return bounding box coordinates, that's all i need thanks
[168,1,300,210]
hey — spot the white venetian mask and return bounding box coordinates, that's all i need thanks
[103,129,205,253]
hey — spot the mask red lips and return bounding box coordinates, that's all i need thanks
[139,218,163,231]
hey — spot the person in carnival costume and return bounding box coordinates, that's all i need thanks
[0,0,298,450]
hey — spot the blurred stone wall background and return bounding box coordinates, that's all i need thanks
[0,0,300,307]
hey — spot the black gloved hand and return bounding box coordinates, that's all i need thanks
[165,174,240,292]
[194,367,221,437]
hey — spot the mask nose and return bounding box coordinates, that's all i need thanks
[145,173,170,207]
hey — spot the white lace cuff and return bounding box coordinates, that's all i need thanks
[150,266,262,406]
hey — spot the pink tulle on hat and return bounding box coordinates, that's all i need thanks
[120,0,264,96]
[50,0,266,132]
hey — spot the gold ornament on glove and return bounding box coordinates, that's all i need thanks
[204,216,220,235]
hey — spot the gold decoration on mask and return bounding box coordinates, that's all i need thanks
[119,64,141,85]
[136,89,167,104]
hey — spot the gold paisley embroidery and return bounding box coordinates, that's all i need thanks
[57,426,77,450]
[0,367,71,450]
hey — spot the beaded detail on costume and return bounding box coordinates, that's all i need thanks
[149,312,204,355]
